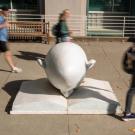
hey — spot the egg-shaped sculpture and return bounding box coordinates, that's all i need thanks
[37,42,96,97]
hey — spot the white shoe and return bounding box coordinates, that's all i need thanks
[37,59,43,67]
[86,59,96,69]
[12,67,22,73]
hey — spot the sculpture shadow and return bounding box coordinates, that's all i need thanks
[2,78,61,113]
[2,80,30,113]
[14,51,46,61]
[69,86,120,114]
[18,78,61,95]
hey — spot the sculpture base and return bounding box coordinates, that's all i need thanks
[10,78,122,114]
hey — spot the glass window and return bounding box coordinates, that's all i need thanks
[113,0,129,11]
[89,0,130,12]
[12,0,38,10]
[0,0,38,10]
[0,0,10,9]
[131,0,135,15]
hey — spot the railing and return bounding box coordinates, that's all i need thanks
[8,13,45,21]
[45,15,135,37]
[8,13,135,38]
[87,16,135,37]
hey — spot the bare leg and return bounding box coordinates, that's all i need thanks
[4,50,15,70]
[4,50,22,73]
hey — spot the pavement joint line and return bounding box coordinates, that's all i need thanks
[100,43,129,87]
[67,115,71,135]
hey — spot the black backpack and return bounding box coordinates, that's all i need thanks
[51,23,60,36]
[122,46,135,74]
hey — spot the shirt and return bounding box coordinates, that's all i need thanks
[0,16,8,42]
[59,20,69,38]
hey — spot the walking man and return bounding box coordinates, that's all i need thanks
[0,6,22,73]
[122,45,135,121]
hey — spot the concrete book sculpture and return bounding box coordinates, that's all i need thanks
[10,42,121,114]
[37,42,96,97]
[10,78,121,114]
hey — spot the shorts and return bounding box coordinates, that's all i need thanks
[0,41,9,52]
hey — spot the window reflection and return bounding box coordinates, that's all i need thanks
[12,0,38,9]
[0,0,10,8]
[89,0,130,12]
[0,0,38,10]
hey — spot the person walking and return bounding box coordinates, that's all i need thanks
[122,45,135,121]
[0,6,22,73]
[55,9,72,44]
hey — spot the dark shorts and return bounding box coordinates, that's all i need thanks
[0,41,9,52]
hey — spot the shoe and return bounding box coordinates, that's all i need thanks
[122,113,135,121]
[12,67,22,73]
[86,59,96,69]
[37,59,43,67]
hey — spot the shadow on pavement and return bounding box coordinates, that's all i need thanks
[2,80,30,114]
[14,51,46,61]
[108,114,123,121]
[0,69,11,73]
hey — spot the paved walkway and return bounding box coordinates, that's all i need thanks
[0,41,135,135]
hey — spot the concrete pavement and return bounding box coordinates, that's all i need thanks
[0,41,135,135]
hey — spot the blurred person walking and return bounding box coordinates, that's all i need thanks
[53,9,72,44]
[122,45,135,121]
[0,6,22,73]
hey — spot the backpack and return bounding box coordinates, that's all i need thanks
[51,23,60,36]
[122,46,135,74]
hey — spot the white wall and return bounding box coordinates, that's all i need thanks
[45,0,87,36]
[45,0,86,16]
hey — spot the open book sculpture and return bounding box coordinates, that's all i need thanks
[37,42,96,97]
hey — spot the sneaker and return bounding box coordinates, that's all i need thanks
[122,113,135,121]
[12,67,22,73]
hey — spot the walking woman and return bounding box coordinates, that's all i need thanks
[55,9,72,44]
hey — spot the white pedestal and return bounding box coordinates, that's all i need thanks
[10,78,122,114]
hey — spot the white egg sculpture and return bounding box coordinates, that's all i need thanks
[37,42,96,97]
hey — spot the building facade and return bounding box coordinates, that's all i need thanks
[1,0,134,16]
[0,0,135,37]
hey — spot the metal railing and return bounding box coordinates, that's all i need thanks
[8,13,135,37]
[87,15,135,37]
[8,13,45,21]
